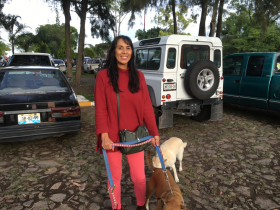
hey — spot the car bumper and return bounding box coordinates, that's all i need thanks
[0,120,81,142]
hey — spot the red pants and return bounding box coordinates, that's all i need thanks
[106,150,146,209]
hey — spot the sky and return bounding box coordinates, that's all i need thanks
[1,0,210,57]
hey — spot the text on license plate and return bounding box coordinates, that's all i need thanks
[18,113,40,125]
[163,83,176,91]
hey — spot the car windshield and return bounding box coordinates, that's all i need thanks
[8,55,51,66]
[0,70,70,95]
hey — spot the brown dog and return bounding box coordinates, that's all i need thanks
[145,150,188,210]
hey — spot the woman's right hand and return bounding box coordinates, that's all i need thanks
[101,133,114,151]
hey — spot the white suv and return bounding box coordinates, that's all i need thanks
[133,35,223,129]
[7,52,55,67]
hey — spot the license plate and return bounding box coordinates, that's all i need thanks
[18,113,40,125]
[163,83,176,91]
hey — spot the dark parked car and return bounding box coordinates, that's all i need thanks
[0,66,81,142]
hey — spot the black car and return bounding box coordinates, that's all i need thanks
[0,66,81,142]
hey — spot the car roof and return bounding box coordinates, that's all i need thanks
[0,66,60,71]
[53,59,63,61]
[133,35,222,47]
[12,52,51,56]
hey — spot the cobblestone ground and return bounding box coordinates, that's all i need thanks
[1,103,280,210]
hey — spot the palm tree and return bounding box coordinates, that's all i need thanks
[0,15,29,54]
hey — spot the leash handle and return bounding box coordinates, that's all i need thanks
[155,144,167,171]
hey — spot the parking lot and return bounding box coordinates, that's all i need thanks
[0,75,280,210]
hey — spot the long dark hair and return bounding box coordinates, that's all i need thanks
[104,35,140,93]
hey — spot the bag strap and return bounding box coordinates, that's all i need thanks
[116,92,121,131]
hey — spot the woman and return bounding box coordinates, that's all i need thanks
[94,35,160,210]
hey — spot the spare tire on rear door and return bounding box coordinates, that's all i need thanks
[184,60,220,100]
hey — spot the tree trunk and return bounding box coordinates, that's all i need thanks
[12,41,14,54]
[171,0,177,34]
[209,0,219,37]
[75,0,88,85]
[199,0,208,36]
[216,0,224,38]
[64,0,73,78]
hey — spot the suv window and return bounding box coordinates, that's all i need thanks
[181,45,210,69]
[246,56,265,77]
[8,55,51,66]
[223,56,243,76]
[136,48,161,70]
[166,48,176,69]
[214,50,221,68]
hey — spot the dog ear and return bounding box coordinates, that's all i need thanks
[164,159,167,163]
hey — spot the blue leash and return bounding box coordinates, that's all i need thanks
[102,136,174,208]
[102,135,154,195]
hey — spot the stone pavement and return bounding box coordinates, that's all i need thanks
[0,105,280,210]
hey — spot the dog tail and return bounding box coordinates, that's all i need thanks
[183,142,187,148]
[146,150,155,171]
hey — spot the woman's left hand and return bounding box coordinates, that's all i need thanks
[151,136,160,147]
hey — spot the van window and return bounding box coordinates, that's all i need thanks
[223,56,243,76]
[181,45,210,69]
[136,48,161,70]
[246,56,265,77]
[214,50,221,68]
[166,48,176,69]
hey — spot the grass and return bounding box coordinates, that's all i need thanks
[81,93,94,102]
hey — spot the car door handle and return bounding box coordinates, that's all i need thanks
[234,80,240,83]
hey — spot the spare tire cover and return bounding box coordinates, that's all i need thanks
[184,59,220,100]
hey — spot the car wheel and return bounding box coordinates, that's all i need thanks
[184,60,220,100]
[191,105,211,122]
[153,106,160,127]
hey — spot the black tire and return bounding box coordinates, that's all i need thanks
[191,105,211,122]
[153,106,160,127]
[184,60,220,100]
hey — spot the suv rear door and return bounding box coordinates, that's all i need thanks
[177,42,213,99]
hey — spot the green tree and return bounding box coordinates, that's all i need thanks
[74,0,114,85]
[0,15,29,54]
[135,27,167,40]
[84,47,95,58]
[221,5,280,56]
[111,0,129,37]
[34,24,78,58]
[34,41,51,53]
[14,32,35,52]
[0,40,10,55]
[57,39,74,59]
[154,3,192,35]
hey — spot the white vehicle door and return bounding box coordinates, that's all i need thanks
[176,41,213,99]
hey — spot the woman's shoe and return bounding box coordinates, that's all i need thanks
[136,205,147,210]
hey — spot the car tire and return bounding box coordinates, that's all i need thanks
[153,106,160,126]
[191,105,211,122]
[184,60,220,100]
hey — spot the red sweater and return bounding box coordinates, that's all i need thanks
[94,68,159,154]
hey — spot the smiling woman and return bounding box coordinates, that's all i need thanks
[94,35,160,210]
